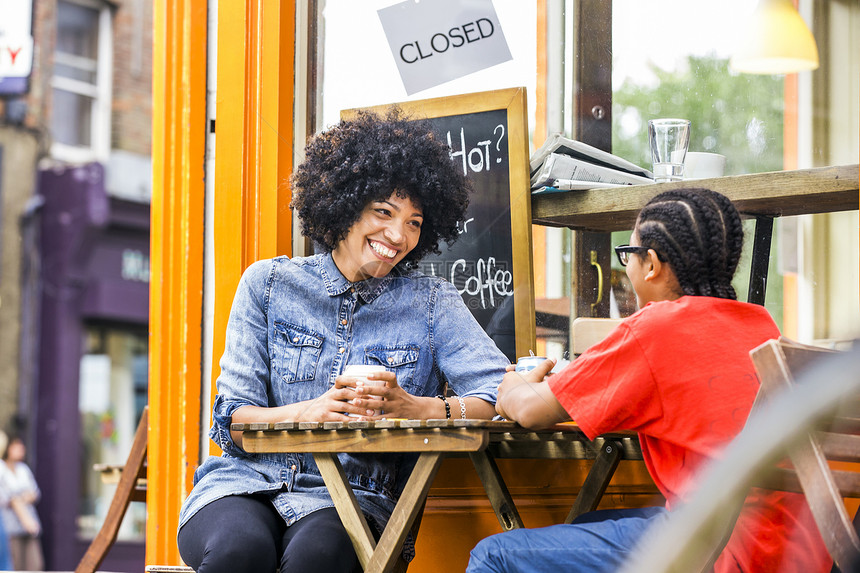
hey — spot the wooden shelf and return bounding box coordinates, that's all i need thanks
[531,164,859,232]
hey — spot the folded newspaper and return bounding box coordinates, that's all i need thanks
[530,133,654,193]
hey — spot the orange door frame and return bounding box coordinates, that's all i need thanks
[149,0,207,564]
[149,0,296,565]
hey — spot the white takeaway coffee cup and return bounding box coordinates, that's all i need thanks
[343,364,387,385]
[343,365,387,415]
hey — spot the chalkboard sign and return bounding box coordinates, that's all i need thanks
[344,88,535,361]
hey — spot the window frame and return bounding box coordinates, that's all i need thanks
[50,0,113,163]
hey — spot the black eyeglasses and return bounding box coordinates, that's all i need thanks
[614,245,658,267]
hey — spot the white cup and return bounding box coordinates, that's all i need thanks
[343,365,387,414]
[343,364,387,384]
[684,152,726,180]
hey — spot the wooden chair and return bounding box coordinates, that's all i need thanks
[571,317,622,357]
[76,406,149,573]
[751,338,860,572]
[618,337,860,573]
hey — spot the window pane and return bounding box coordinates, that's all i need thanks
[51,87,92,147]
[611,0,786,326]
[319,1,536,130]
[78,327,148,542]
[57,1,100,60]
[611,0,784,177]
[54,55,98,84]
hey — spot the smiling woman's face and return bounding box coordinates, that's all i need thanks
[331,192,423,282]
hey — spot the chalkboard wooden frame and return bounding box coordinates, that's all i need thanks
[343,88,536,359]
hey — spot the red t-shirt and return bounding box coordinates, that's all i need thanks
[548,296,831,573]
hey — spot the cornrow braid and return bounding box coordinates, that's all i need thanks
[635,188,743,300]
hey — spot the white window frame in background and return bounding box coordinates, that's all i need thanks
[50,0,113,163]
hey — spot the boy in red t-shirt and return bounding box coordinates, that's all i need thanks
[467,189,831,573]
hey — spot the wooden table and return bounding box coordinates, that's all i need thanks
[234,419,643,573]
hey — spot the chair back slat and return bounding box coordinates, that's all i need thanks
[820,433,860,462]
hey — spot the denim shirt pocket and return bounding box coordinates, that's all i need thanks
[365,345,420,392]
[273,321,324,383]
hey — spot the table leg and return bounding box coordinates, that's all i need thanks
[469,450,525,531]
[313,453,377,567]
[365,452,444,573]
[747,215,773,306]
[565,439,622,523]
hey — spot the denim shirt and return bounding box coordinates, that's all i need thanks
[179,253,508,558]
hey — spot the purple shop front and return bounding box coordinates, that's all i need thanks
[32,162,149,572]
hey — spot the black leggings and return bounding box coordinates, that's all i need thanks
[177,494,362,573]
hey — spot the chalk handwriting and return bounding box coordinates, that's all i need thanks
[447,124,505,176]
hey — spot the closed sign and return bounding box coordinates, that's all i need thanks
[378,0,512,95]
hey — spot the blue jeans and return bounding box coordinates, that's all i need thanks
[0,520,11,571]
[467,506,668,573]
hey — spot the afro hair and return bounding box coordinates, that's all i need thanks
[290,108,471,267]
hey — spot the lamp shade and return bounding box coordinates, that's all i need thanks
[730,0,819,74]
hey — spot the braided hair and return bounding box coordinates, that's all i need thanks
[635,188,744,300]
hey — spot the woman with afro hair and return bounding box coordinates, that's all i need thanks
[177,109,510,573]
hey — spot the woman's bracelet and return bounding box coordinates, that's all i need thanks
[436,395,451,419]
[455,396,466,419]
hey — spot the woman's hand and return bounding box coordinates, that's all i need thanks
[10,497,39,536]
[495,358,569,428]
[292,376,380,422]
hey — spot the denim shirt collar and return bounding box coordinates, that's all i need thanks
[319,251,396,304]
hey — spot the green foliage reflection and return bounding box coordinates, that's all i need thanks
[612,55,785,176]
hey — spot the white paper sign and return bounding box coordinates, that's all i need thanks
[79,354,112,414]
[0,0,34,79]
[377,0,512,95]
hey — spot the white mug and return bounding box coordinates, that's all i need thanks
[684,152,726,180]
[343,364,387,385]
[343,364,387,415]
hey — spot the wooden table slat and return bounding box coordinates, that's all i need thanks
[242,426,490,454]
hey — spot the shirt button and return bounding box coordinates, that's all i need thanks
[341,319,348,325]
[339,347,345,354]
[291,464,297,471]
[292,337,299,343]
[387,357,394,364]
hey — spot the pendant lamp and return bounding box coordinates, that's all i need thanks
[730,0,819,74]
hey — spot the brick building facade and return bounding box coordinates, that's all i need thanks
[0,0,154,569]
